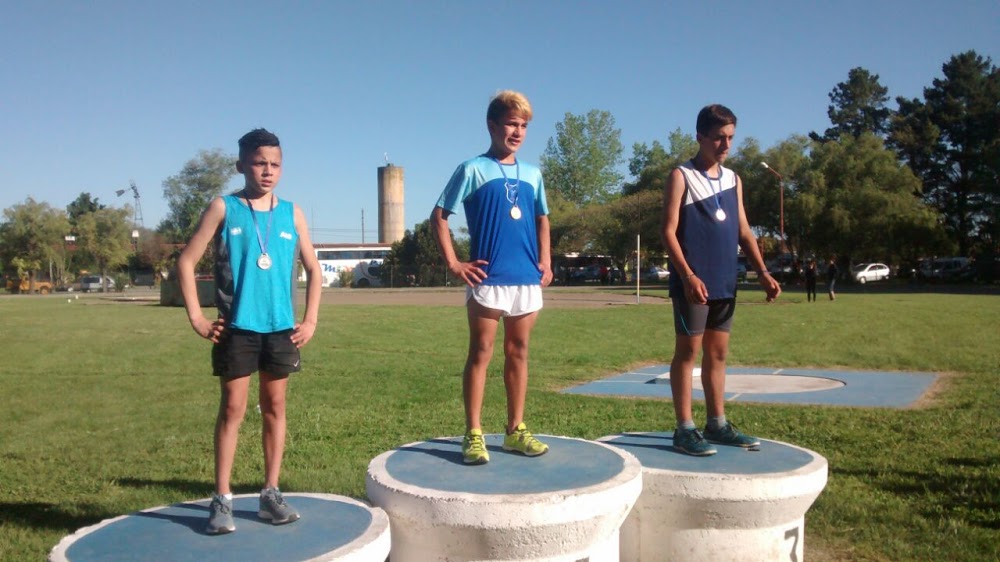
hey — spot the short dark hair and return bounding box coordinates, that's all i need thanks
[696,105,737,136]
[238,128,280,161]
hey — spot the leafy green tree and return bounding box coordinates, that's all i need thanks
[66,192,106,226]
[76,207,134,291]
[890,50,1000,255]
[623,129,698,196]
[811,67,892,141]
[728,135,812,251]
[381,219,466,287]
[158,148,237,243]
[594,190,664,263]
[541,110,624,206]
[802,133,948,264]
[0,198,71,292]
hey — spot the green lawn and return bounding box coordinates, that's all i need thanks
[1,290,998,561]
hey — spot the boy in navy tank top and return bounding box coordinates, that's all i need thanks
[177,129,323,533]
[660,105,781,456]
[431,91,553,465]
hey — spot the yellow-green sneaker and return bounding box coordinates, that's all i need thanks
[502,423,549,457]
[462,428,490,465]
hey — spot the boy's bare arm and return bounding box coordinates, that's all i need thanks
[178,197,226,341]
[291,204,321,348]
[661,169,708,303]
[536,214,552,287]
[431,206,487,287]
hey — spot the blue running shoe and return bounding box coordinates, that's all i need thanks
[672,427,717,456]
[704,422,761,448]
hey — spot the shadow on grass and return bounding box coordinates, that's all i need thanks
[836,455,1000,530]
[0,502,118,531]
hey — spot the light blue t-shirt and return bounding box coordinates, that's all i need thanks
[436,155,549,286]
[214,194,298,332]
[668,160,740,300]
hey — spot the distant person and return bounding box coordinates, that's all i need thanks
[660,104,781,456]
[177,128,323,534]
[826,257,838,300]
[431,90,552,465]
[805,259,818,302]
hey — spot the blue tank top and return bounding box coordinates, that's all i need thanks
[668,160,740,299]
[214,194,298,332]
[436,155,549,286]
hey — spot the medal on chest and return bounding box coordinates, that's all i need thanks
[492,156,522,220]
[245,191,277,270]
[699,165,727,222]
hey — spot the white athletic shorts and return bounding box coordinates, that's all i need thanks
[466,284,544,317]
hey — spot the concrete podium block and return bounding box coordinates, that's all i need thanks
[366,435,642,561]
[600,432,828,562]
[49,493,390,562]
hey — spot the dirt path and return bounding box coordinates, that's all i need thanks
[318,287,666,308]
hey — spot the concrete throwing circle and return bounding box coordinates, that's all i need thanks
[48,493,390,562]
[378,435,627,493]
[366,435,643,561]
[599,432,819,474]
[600,432,828,562]
[653,373,845,393]
[562,365,937,408]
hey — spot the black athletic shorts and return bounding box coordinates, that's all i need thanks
[672,297,736,336]
[212,328,300,378]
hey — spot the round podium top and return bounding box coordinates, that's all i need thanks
[378,435,628,494]
[51,494,386,562]
[600,432,819,475]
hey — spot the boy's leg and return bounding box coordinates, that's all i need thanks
[215,375,251,495]
[464,299,502,431]
[258,371,289,489]
[669,334,701,426]
[257,369,300,524]
[699,329,730,420]
[500,309,548,456]
[501,311,538,432]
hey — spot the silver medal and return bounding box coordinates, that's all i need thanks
[510,206,522,220]
[715,208,727,221]
[257,253,272,270]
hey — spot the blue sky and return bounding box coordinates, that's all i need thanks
[4,1,998,243]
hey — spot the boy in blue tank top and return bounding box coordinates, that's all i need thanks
[431,90,553,465]
[177,128,323,534]
[660,105,781,456]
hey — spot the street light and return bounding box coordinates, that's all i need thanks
[760,161,785,252]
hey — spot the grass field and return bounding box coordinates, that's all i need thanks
[1,289,998,561]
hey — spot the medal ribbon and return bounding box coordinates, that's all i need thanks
[244,191,275,258]
[492,156,520,210]
[699,166,725,218]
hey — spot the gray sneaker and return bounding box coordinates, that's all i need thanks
[205,494,235,535]
[258,487,300,525]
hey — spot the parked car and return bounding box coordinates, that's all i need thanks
[79,275,116,292]
[917,257,973,282]
[851,263,890,284]
[5,276,54,294]
[643,266,670,282]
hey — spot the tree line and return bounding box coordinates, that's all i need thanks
[386,50,998,285]
[2,50,996,290]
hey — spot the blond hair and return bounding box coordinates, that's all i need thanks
[487,90,533,123]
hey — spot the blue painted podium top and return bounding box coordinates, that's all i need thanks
[62,496,373,562]
[602,432,816,475]
[384,436,626,494]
